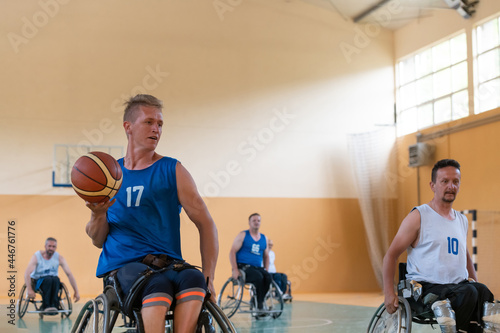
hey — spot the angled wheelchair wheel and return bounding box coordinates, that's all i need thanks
[217,277,244,318]
[58,283,73,318]
[367,296,412,333]
[17,284,30,319]
[200,301,237,333]
[264,280,284,319]
[71,294,110,333]
[102,286,122,331]
[71,300,95,333]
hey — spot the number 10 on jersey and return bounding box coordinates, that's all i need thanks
[447,237,459,255]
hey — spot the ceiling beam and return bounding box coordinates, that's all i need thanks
[353,0,392,23]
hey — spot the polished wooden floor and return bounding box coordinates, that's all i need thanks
[2,293,437,332]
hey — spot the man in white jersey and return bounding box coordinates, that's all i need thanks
[23,237,80,312]
[383,159,494,333]
[267,239,291,299]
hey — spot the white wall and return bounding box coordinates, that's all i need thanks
[0,0,395,199]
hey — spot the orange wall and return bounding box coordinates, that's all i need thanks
[395,107,500,221]
[0,195,378,299]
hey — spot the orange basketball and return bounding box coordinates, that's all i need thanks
[71,151,123,203]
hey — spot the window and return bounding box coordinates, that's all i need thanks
[474,14,500,114]
[396,33,468,136]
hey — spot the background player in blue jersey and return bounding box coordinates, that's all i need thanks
[85,94,219,333]
[229,213,272,314]
[383,159,494,332]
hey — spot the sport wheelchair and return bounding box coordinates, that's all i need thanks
[71,266,236,333]
[217,270,284,319]
[368,265,500,333]
[367,263,439,333]
[17,280,72,319]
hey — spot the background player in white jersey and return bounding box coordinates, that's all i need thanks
[267,238,291,300]
[382,159,494,332]
[24,237,80,312]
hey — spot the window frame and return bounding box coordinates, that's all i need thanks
[395,31,469,136]
[472,13,500,114]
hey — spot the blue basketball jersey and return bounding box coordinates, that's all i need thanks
[236,230,267,267]
[96,157,183,277]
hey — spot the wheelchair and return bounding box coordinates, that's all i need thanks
[367,263,440,333]
[217,270,284,319]
[271,273,293,303]
[17,280,72,319]
[71,267,237,333]
[285,280,293,302]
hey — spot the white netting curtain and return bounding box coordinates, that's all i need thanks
[348,127,398,287]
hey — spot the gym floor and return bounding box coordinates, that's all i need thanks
[1,293,438,332]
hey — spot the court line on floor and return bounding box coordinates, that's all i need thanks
[229,317,333,330]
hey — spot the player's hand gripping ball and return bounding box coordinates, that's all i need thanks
[71,151,123,203]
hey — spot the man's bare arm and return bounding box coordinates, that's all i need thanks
[466,249,478,282]
[59,255,80,302]
[382,209,421,314]
[229,232,245,280]
[263,247,270,271]
[176,162,219,299]
[85,199,114,248]
[24,255,38,300]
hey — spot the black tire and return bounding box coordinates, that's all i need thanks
[71,300,95,333]
[204,301,237,333]
[217,278,244,318]
[17,284,30,319]
[59,283,73,318]
[71,295,110,333]
[367,296,412,333]
[107,310,121,331]
[265,280,284,319]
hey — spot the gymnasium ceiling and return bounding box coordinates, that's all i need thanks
[299,0,464,30]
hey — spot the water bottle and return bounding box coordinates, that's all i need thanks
[431,299,456,333]
[483,301,500,333]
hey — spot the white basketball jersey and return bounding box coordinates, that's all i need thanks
[406,204,469,284]
[30,251,60,279]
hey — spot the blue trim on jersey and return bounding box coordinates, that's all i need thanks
[236,230,267,267]
[96,157,183,277]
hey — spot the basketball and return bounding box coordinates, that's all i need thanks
[71,151,123,203]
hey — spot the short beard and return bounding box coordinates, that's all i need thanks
[442,196,455,203]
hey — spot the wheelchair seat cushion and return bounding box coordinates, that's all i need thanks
[116,262,155,316]
[117,262,152,296]
[407,297,435,319]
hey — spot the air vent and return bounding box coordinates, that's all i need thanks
[408,143,435,168]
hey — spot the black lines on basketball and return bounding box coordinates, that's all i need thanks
[70,151,123,203]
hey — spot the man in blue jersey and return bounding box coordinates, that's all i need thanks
[383,159,494,333]
[24,237,80,312]
[85,94,219,333]
[229,213,272,314]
